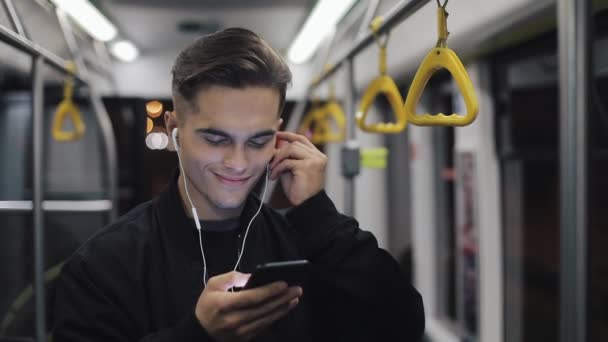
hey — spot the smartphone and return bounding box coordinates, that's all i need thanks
[244,260,311,290]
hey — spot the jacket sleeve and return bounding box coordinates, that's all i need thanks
[286,190,425,341]
[52,253,215,342]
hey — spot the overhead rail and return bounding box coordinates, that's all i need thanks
[1,0,26,37]
[0,24,87,83]
[268,0,432,212]
[307,0,478,133]
[309,0,432,90]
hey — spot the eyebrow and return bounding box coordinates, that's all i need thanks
[196,128,276,140]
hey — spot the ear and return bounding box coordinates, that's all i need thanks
[165,111,179,151]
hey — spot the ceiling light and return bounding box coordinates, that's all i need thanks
[287,0,357,64]
[51,0,117,42]
[110,40,139,62]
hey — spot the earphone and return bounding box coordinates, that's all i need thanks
[172,128,269,287]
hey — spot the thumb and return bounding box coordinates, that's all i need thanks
[207,271,251,291]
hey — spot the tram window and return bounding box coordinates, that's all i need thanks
[493,31,560,342]
[495,10,608,342]
[12,0,72,60]
[0,44,33,201]
[0,212,104,338]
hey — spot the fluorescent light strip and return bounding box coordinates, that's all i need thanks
[51,0,117,42]
[288,0,357,64]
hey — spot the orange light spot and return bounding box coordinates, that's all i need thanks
[146,100,163,118]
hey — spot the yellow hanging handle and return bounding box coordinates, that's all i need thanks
[403,3,479,126]
[356,16,407,134]
[298,100,346,144]
[320,82,346,142]
[320,100,346,142]
[298,99,325,144]
[52,62,86,141]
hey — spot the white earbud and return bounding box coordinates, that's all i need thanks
[172,127,200,227]
[172,128,179,152]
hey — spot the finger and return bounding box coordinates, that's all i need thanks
[276,131,317,149]
[269,159,300,181]
[207,271,251,291]
[236,297,300,340]
[232,286,302,326]
[225,281,288,311]
[270,142,313,169]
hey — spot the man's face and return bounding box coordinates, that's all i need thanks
[169,85,282,214]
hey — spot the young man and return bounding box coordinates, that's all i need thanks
[53,28,425,341]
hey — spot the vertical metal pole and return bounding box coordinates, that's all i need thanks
[344,58,356,216]
[32,55,46,342]
[558,0,589,341]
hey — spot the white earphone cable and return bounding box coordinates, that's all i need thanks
[233,165,269,273]
[173,128,268,288]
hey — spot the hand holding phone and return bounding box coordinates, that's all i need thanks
[244,260,311,289]
[195,271,301,341]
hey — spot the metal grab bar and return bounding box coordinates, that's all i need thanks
[310,0,431,90]
[0,24,86,83]
[0,200,113,212]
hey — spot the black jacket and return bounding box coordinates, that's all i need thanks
[52,172,425,341]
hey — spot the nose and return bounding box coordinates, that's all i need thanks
[223,145,248,173]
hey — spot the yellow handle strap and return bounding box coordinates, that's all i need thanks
[355,17,406,134]
[436,3,449,48]
[370,16,388,75]
[52,62,86,141]
[299,108,326,145]
[299,101,346,144]
[356,75,407,134]
[403,2,479,127]
[320,101,346,142]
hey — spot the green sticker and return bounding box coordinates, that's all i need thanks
[360,147,388,168]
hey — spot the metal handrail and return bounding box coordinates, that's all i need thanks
[558,0,590,341]
[0,24,87,83]
[1,0,27,37]
[31,54,46,342]
[310,0,431,90]
[0,200,113,212]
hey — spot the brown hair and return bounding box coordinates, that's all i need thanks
[171,27,292,119]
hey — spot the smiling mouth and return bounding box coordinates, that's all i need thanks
[215,173,251,186]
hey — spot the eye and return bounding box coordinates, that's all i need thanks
[203,134,229,146]
[248,136,272,148]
